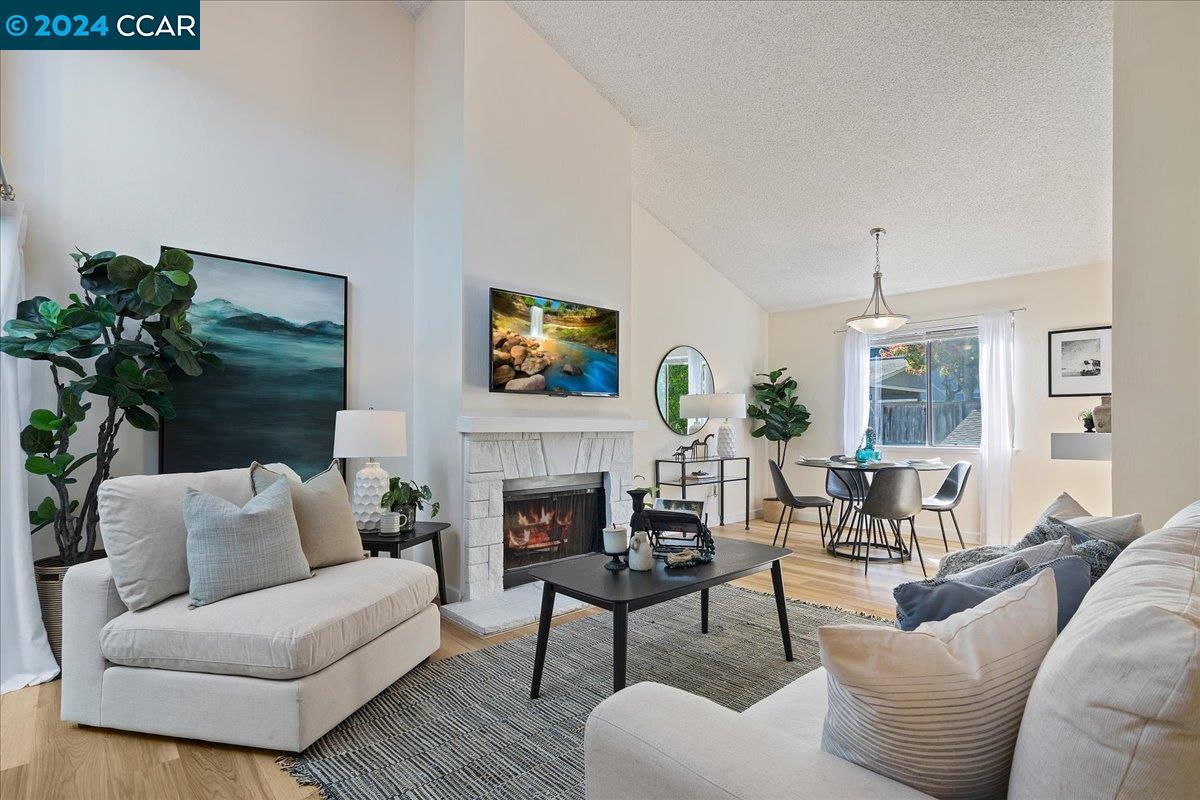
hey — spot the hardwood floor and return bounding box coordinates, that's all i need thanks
[0,517,949,800]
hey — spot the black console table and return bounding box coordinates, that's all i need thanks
[653,456,750,529]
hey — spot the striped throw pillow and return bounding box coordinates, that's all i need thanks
[819,569,1059,800]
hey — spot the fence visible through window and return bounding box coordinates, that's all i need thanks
[868,332,980,448]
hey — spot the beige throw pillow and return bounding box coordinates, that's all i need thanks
[1035,491,1090,523]
[250,461,365,569]
[1064,513,1146,545]
[819,570,1059,800]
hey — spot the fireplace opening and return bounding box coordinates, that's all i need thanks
[502,473,605,588]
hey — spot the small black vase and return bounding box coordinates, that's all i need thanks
[627,488,650,532]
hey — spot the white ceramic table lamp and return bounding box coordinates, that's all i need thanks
[334,410,407,531]
[708,393,746,458]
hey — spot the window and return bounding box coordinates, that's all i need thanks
[868,327,980,447]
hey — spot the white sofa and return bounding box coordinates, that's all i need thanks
[585,502,1200,800]
[60,467,441,752]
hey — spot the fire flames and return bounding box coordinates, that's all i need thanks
[506,505,575,551]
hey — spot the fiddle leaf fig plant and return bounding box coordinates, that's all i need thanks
[746,367,811,465]
[381,478,440,519]
[0,248,222,566]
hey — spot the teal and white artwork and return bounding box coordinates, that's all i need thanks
[159,249,346,478]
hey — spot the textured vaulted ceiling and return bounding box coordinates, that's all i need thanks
[408,1,1113,312]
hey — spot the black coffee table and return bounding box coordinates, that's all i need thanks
[529,537,793,697]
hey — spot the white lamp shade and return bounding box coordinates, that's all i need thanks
[333,410,407,458]
[679,394,711,418]
[708,393,746,419]
[846,313,909,334]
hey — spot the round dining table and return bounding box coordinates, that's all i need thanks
[793,458,950,565]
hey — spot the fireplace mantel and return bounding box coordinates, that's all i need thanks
[456,416,647,433]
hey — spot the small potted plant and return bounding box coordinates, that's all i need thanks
[381,479,440,533]
[1079,410,1095,433]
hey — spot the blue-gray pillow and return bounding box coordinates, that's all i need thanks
[183,477,312,607]
[896,554,1091,633]
[991,555,1091,631]
[894,579,1000,631]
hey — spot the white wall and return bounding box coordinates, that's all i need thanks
[413,0,634,599]
[631,204,769,523]
[413,0,466,592]
[460,0,632,418]
[1112,0,1200,528]
[1,0,416,559]
[768,263,1114,540]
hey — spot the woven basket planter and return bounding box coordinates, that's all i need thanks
[35,551,103,664]
[762,498,784,524]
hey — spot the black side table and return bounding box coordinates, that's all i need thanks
[360,521,450,605]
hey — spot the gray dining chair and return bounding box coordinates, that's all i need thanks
[825,461,870,531]
[922,461,971,551]
[857,466,926,576]
[769,460,833,548]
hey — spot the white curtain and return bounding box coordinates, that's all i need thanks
[978,311,1016,545]
[840,328,870,455]
[1,200,59,692]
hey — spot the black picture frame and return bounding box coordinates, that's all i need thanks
[488,286,620,398]
[1047,325,1112,397]
[157,247,348,477]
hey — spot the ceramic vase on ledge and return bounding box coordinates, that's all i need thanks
[1093,395,1112,433]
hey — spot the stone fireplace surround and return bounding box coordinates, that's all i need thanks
[442,417,644,636]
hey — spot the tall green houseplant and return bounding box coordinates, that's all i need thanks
[0,248,221,566]
[746,367,811,465]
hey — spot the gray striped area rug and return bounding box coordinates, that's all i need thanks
[279,584,884,800]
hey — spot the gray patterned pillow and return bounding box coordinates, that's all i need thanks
[945,554,1031,587]
[183,477,312,607]
[1069,538,1124,583]
[934,544,1014,578]
[1015,516,1089,549]
[1018,517,1123,582]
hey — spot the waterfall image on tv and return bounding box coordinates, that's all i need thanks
[490,288,618,397]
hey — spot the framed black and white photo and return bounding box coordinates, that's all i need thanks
[1048,326,1111,397]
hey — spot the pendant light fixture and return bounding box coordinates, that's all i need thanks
[846,227,908,334]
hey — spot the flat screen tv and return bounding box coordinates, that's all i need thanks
[490,287,619,397]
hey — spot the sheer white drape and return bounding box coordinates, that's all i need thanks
[978,311,1016,545]
[1,200,60,692]
[841,328,870,456]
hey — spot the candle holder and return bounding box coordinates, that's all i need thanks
[601,524,630,571]
[604,550,628,571]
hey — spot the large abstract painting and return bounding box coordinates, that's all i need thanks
[159,249,347,478]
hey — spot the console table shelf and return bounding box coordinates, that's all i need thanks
[653,456,750,529]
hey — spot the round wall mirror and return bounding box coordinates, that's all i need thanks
[655,346,714,435]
